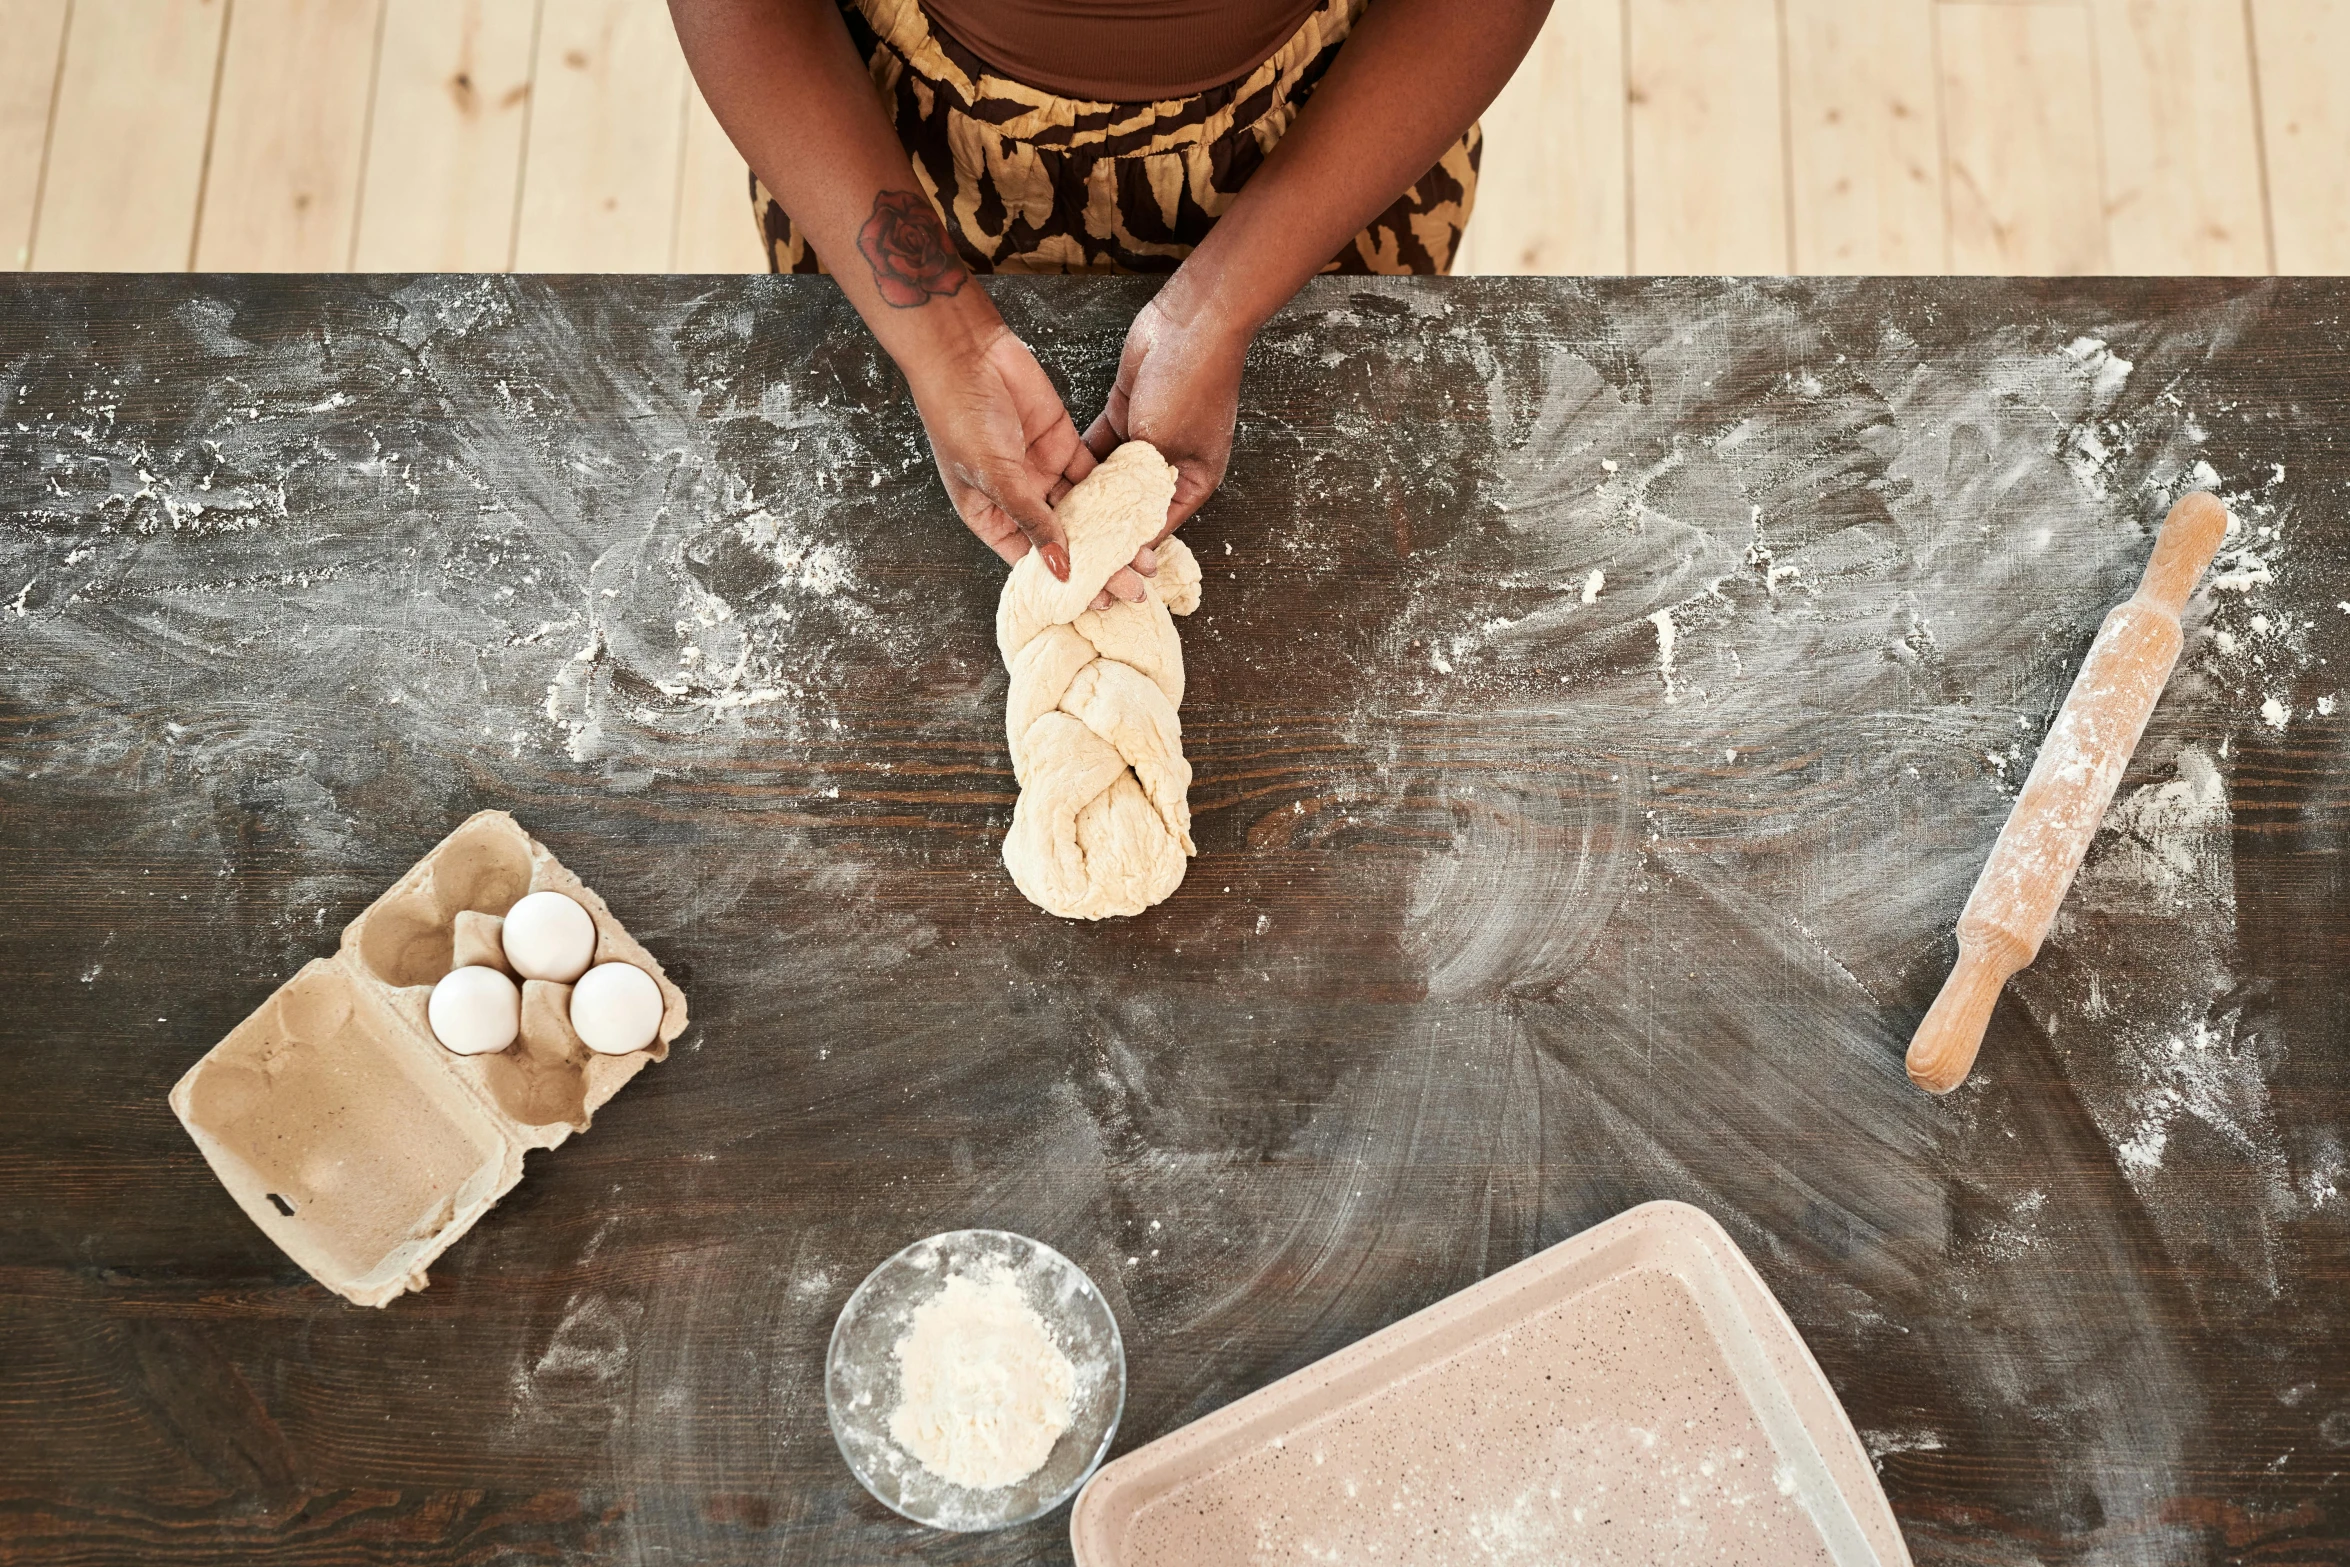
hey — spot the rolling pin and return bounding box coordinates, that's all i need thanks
[1906,491,2230,1094]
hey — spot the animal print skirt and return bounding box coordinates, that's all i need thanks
[753,0,1480,277]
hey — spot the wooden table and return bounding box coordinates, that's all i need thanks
[2,275,2344,1565]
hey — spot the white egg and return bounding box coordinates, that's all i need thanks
[428,965,520,1055]
[501,890,597,982]
[569,961,664,1056]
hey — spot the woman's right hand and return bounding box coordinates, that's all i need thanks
[906,320,1094,583]
[666,2,1095,585]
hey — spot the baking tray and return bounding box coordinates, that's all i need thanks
[1071,1199,1909,1566]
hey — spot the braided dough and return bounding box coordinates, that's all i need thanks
[998,441,1203,919]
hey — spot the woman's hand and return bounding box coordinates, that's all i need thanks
[669,0,1088,582]
[1081,291,1249,607]
[1058,0,1545,609]
[907,322,1094,580]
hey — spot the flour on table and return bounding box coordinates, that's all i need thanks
[889,1267,1076,1490]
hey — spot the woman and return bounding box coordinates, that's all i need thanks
[671,0,1547,605]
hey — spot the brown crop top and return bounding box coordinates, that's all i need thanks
[917,0,1329,101]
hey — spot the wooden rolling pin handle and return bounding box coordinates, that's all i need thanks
[2136,490,2230,615]
[1906,929,2029,1094]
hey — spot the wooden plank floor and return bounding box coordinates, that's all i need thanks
[1,0,2345,275]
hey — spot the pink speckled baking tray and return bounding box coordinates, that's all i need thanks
[1071,1200,1909,1567]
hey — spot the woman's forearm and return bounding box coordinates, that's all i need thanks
[1156,0,1550,341]
[673,0,1094,577]
[668,0,1006,374]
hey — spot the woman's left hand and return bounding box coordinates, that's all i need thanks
[1075,292,1248,608]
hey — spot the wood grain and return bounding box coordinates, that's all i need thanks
[0,0,68,271]
[1625,0,1788,272]
[350,0,540,272]
[2089,0,2269,273]
[1937,1,2109,274]
[511,0,687,273]
[2,274,2346,1564]
[351,0,540,271]
[1456,0,1628,276]
[2250,0,2350,274]
[193,0,388,272]
[30,0,229,270]
[669,76,761,274]
[1783,0,1944,273]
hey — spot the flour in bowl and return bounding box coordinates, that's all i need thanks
[889,1266,1076,1489]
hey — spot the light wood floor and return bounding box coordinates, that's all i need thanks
[3,0,2345,277]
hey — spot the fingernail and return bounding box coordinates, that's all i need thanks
[1043,543,1070,581]
[1136,546,1158,575]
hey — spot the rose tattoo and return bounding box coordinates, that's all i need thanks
[857,190,968,308]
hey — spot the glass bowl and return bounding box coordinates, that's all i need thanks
[826,1229,1126,1532]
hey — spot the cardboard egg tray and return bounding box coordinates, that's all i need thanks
[168,810,688,1307]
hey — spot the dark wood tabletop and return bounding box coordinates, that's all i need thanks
[2,274,2345,1566]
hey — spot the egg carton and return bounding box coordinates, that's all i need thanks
[168,811,688,1307]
